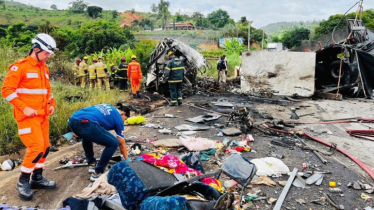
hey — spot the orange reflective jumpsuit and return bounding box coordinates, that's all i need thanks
[1,56,56,173]
[127,60,143,94]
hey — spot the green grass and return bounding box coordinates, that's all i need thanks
[0,5,122,29]
[0,45,130,155]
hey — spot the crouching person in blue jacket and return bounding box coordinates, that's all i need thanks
[68,103,130,181]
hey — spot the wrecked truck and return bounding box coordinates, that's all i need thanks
[240,19,374,99]
[315,19,374,98]
[145,38,211,95]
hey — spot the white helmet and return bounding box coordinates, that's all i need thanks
[1,159,15,171]
[32,33,57,54]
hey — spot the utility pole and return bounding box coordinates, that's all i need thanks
[248,20,253,51]
[262,30,264,50]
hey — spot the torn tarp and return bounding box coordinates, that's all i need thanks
[356,50,374,98]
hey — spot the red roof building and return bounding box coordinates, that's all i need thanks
[165,22,195,30]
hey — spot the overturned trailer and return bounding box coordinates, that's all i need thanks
[315,19,374,98]
[145,38,211,95]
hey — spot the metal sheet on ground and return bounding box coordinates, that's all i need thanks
[240,51,316,97]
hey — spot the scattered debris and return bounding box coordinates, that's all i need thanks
[250,157,290,176]
[251,176,277,187]
[152,139,183,148]
[174,124,210,131]
[221,127,242,136]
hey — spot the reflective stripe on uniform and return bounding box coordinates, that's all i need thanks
[171,101,177,103]
[45,74,49,79]
[168,80,183,83]
[16,88,48,94]
[35,163,45,168]
[165,67,171,70]
[172,67,184,70]
[6,92,18,101]
[21,166,34,173]
[178,97,183,100]
[26,73,38,78]
[19,127,31,135]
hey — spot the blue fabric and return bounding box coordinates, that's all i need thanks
[108,162,149,210]
[71,104,125,138]
[68,119,119,173]
[140,196,190,210]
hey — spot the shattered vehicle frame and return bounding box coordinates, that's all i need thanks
[145,38,212,95]
[315,19,374,98]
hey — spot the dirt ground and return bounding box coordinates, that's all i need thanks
[0,93,374,209]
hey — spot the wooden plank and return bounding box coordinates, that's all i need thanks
[315,92,343,100]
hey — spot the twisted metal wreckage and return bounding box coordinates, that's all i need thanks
[145,38,213,95]
[315,1,374,98]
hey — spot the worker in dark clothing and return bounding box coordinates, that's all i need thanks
[162,51,184,106]
[113,57,128,91]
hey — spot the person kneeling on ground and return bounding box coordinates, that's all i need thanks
[68,103,130,182]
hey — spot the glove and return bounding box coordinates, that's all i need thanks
[160,76,167,83]
[125,158,131,162]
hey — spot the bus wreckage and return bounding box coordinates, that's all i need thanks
[145,38,211,95]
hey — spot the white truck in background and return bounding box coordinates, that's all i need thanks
[267,43,283,51]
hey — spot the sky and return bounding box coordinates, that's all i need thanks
[13,0,374,27]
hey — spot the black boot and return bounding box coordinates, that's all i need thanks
[136,91,140,98]
[16,172,33,200]
[30,168,56,189]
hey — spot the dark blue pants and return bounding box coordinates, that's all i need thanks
[118,79,128,90]
[68,118,119,173]
[169,82,182,105]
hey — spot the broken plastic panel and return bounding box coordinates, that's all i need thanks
[222,154,257,186]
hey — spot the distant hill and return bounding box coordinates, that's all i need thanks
[120,12,146,27]
[0,0,141,29]
[261,20,321,39]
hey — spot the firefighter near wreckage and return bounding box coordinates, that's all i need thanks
[1,33,57,200]
[162,51,185,106]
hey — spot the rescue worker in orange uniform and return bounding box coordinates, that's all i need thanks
[88,59,97,90]
[73,58,81,86]
[1,33,57,200]
[96,57,109,90]
[79,56,89,88]
[127,55,143,98]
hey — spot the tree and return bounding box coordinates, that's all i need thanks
[6,22,35,48]
[38,20,56,34]
[0,28,6,38]
[87,6,102,19]
[157,0,170,14]
[208,9,230,28]
[272,35,280,42]
[313,10,374,39]
[281,27,310,49]
[0,0,5,10]
[50,4,57,10]
[161,6,170,30]
[150,3,157,13]
[69,0,88,13]
[69,21,135,55]
[192,12,203,27]
[240,16,247,24]
[175,12,183,22]
[112,10,118,19]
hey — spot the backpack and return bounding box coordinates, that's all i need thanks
[217,58,225,70]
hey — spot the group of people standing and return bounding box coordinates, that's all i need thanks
[73,55,143,98]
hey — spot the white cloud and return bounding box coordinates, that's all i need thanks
[14,0,374,27]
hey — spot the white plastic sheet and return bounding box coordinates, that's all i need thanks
[179,136,216,151]
[250,157,290,176]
